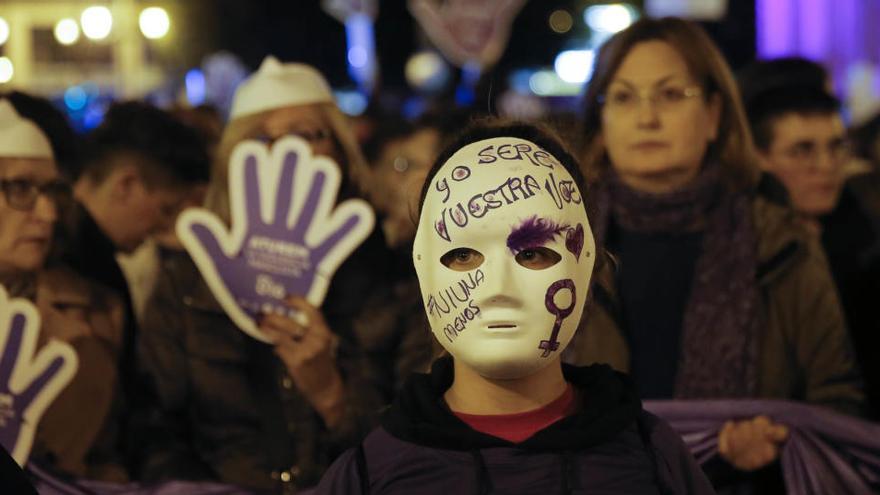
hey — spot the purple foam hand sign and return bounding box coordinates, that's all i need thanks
[0,285,78,466]
[177,136,375,342]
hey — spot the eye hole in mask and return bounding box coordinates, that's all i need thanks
[440,247,484,271]
[515,247,561,270]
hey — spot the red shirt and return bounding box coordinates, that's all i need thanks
[452,385,576,443]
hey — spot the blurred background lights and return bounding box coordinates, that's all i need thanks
[64,86,88,111]
[139,7,170,40]
[81,6,113,40]
[334,90,368,116]
[83,105,105,130]
[347,46,368,68]
[508,69,535,95]
[405,51,450,92]
[554,49,595,84]
[584,4,636,33]
[185,68,206,106]
[529,70,582,97]
[0,57,13,84]
[548,10,573,34]
[0,17,9,46]
[529,71,557,96]
[55,19,80,45]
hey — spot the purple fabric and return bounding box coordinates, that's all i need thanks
[595,166,761,398]
[645,399,880,494]
[28,463,256,495]
[28,400,879,493]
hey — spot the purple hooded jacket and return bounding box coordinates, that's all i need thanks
[315,358,715,494]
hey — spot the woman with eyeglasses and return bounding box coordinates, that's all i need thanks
[138,57,383,492]
[568,17,862,488]
[0,97,127,480]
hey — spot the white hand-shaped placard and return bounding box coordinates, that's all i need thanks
[0,286,78,466]
[177,137,375,343]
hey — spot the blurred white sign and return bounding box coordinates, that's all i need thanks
[409,0,526,69]
[645,0,728,21]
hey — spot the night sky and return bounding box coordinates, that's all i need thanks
[174,0,756,94]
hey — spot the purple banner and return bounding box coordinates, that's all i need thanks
[646,399,880,494]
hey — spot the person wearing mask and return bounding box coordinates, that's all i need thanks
[138,56,380,492]
[0,98,126,480]
[317,119,715,494]
[357,109,475,401]
[571,16,862,489]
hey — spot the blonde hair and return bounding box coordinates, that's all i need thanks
[204,102,369,223]
[580,17,760,190]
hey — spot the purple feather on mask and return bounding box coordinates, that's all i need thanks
[507,216,569,253]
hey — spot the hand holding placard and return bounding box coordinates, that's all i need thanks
[0,286,78,466]
[177,137,375,342]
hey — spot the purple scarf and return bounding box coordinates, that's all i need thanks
[594,166,761,398]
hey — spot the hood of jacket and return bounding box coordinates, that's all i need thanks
[381,356,642,452]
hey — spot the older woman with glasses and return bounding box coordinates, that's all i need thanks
[0,97,126,480]
[568,17,862,485]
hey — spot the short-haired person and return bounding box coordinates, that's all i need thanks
[138,57,381,491]
[572,16,862,485]
[316,119,715,494]
[0,97,126,480]
[743,76,880,420]
[59,101,210,474]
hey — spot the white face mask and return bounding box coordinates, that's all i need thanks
[414,137,596,379]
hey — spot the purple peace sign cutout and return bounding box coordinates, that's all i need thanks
[177,137,375,342]
[0,286,77,466]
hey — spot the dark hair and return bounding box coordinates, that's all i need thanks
[853,112,880,163]
[82,101,210,187]
[362,116,414,166]
[580,17,759,189]
[737,57,829,106]
[363,107,482,167]
[3,91,81,179]
[745,85,841,150]
[414,106,482,151]
[418,118,588,216]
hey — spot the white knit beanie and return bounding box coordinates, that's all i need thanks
[228,56,335,120]
[0,99,54,159]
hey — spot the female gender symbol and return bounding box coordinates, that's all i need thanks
[539,279,576,357]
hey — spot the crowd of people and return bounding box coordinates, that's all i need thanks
[0,15,878,495]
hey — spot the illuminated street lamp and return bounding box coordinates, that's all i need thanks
[584,4,636,33]
[0,57,14,84]
[55,18,80,45]
[0,17,9,46]
[81,6,113,40]
[139,7,170,39]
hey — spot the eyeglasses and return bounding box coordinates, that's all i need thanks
[0,178,72,212]
[255,128,333,146]
[599,85,703,114]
